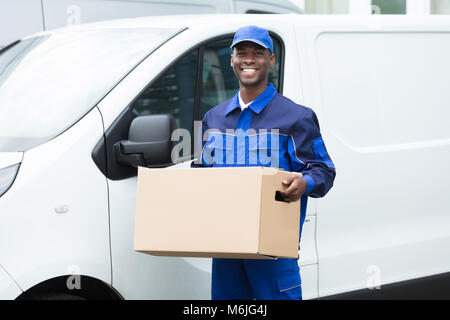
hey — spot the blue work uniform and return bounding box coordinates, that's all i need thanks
[192,83,336,300]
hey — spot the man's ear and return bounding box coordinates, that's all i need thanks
[269,53,276,68]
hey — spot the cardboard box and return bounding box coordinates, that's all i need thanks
[134,166,301,259]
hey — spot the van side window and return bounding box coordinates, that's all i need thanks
[131,49,198,134]
[199,36,282,119]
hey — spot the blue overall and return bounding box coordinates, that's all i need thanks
[192,83,336,300]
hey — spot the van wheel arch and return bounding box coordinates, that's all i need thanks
[16,275,123,300]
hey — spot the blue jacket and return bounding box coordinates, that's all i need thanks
[192,83,336,237]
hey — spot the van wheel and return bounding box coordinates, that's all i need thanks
[16,276,123,300]
[32,293,85,300]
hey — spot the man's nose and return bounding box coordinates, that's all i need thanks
[243,54,256,64]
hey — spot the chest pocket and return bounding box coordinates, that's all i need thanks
[248,134,280,167]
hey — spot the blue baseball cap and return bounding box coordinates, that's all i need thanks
[230,25,274,53]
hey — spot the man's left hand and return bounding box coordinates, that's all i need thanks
[279,173,307,203]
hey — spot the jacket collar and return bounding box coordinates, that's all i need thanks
[224,83,277,116]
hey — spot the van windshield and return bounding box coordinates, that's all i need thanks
[0,28,182,152]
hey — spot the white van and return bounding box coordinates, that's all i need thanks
[1,14,449,300]
[0,0,302,49]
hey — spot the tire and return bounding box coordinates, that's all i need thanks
[32,293,85,300]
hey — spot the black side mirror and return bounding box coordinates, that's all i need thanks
[113,114,177,168]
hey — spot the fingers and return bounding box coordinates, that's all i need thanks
[279,177,300,202]
[282,179,298,196]
[279,173,305,202]
[282,175,297,186]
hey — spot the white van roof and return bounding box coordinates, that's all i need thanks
[24,14,267,38]
[25,14,450,40]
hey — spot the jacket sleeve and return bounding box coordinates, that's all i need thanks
[287,108,336,198]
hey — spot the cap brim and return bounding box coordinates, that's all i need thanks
[230,39,271,52]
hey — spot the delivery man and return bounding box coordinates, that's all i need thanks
[192,25,336,300]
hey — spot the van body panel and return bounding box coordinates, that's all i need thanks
[0,153,23,169]
[0,264,22,299]
[292,16,450,297]
[107,177,212,299]
[0,107,111,293]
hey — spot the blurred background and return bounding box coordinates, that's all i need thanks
[291,0,450,14]
[1,0,449,50]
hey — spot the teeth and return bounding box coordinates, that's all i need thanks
[243,69,256,73]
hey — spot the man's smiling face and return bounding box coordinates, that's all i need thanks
[231,41,275,88]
